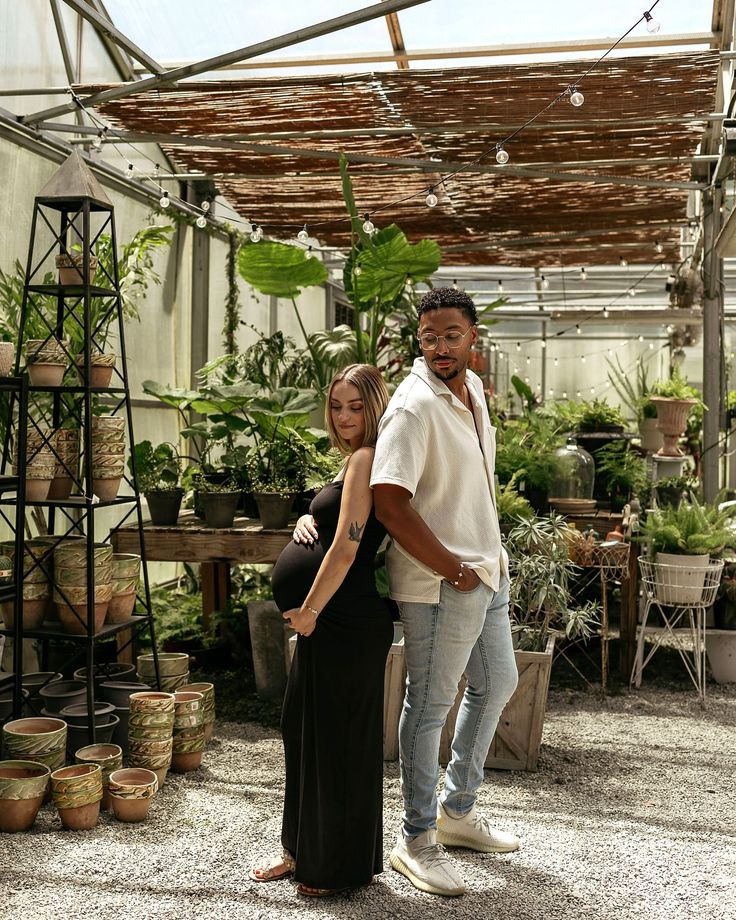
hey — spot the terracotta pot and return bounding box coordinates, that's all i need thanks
[128,691,175,713]
[92,476,122,501]
[56,252,98,285]
[108,767,158,822]
[74,743,123,811]
[181,682,215,741]
[27,363,66,387]
[0,760,50,832]
[54,542,113,581]
[107,592,137,622]
[55,599,110,635]
[136,652,189,679]
[2,716,67,762]
[51,763,102,830]
[25,477,53,502]
[75,353,115,388]
[137,671,189,693]
[128,709,174,741]
[48,429,80,499]
[60,701,116,727]
[1,596,46,630]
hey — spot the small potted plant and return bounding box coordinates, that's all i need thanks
[593,441,648,512]
[191,472,241,529]
[653,472,698,509]
[129,441,184,526]
[246,435,308,530]
[650,367,703,457]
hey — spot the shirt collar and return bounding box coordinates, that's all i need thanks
[411,357,478,403]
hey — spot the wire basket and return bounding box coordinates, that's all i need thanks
[593,541,630,582]
[638,557,724,608]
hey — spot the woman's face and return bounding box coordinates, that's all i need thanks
[330,380,365,450]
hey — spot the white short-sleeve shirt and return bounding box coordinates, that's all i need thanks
[370,357,506,603]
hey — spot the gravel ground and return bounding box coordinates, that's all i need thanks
[2,685,735,920]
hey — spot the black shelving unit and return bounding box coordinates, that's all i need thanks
[0,151,160,735]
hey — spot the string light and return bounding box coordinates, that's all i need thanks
[568,85,585,107]
[628,287,636,297]
[297,225,309,243]
[362,214,375,234]
[643,11,661,33]
[580,267,587,282]
[619,256,628,267]
[649,342,655,350]
[452,279,459,290]
[541,340,547,349]
[590,387,595,394]
[576,391,582,398]
[250,225,263,243]
[562,391,568,399]
[576,324,582,334]
[581,355,586,363]
[425,188,438,208]
[495,144,510,166]
[497,280,504,293]
[554,357,559,367]
[306,246,315,259]
[655,242,663,254]
[354,264,363,276]
[638,335,644,342]
[603,308,610,318]
[159,190,170,209]
[201,198,211,212]
[196,215,207,229]
[127,162,134,174]
[526,356,531,365]
[541,275,550,291]
[549,388,554,397]
[92,132,103,151]
[516,342,521,352]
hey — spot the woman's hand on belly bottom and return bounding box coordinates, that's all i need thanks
[283,605,319,637]
[293,514,318,544]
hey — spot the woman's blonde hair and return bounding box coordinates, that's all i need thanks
[325,364,389,455]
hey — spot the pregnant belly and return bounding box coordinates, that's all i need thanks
[270,539,325,613]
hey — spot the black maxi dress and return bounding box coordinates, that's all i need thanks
[271,480,393,890]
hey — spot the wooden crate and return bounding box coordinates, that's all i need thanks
[287,623,406,762]
[439,636,555,772]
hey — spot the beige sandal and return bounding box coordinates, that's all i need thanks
[248,849,295,883]
[296,884,350,898]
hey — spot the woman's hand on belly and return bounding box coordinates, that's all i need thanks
[283,605,319,637]
[293,514,318,545]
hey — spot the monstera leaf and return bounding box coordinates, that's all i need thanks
[352,225,441,304]
[238,239,328,298]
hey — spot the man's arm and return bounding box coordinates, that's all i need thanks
[373,483,480,591]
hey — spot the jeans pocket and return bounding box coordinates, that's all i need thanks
[443,578,485,597]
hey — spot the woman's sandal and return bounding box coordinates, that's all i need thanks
[296,884,350,898]
[248,850,295,883]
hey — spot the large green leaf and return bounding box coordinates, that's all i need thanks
[237,240,328,298]
[142,380,198,410]
[354,225,441,303]
[188,383,260,417]
[249,387,320,436]
[309,325,357,371]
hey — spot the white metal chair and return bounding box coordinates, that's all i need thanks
[631,557,724,701]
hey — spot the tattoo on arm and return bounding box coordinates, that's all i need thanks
[348,521,365,543]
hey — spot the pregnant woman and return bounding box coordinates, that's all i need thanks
[250,363,393,897]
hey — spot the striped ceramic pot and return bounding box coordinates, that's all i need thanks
[127,737,173,790]
[2,717,67,770]
[74,743,123,811]
[0,760,51,832]
[108,767,158,823]
[50,763,102,830]
[137,652,190,679]
[181,682,215,742]
[171,691,205,773]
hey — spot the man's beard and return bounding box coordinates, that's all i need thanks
[429,364,460,381]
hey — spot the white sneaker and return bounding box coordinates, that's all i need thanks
[436,801,520,853]
[390,828,466,896]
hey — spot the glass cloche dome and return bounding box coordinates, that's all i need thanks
[549,438,595,499]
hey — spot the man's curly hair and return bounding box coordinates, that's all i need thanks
[416,287,478,325]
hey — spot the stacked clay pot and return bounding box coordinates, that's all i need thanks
[75,351,116,388]
[2,716,67,771]
[171,690,205,773]
[50,763,102,830]
[108,554,140,622]
[108,767,158,823]
[99,680,150,755]
[53,542,112,634]
[136,651,189,692]
[48,428,80,500]
[127,691,174,788]
[181,681,215,742]
[14,427,56,501]
[75,743,123,811]
[0,341,14,377]
[0,539,53,630]
[24,338,67,387]
[91,416,126,500]
[0,760,51,832]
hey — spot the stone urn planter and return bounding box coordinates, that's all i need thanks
[253,492,295,530]
[0,760,51,832]
[75,352,116,388]
[50,763,102,830]
[181,681,215,742]
[650,397,698,457]
[2,716,67,771]
[171,690,205,773]
[24,338,68,386]
[74,743,123,810]
[48,428,80,500]
[108,767,158,822]
[0,341,15,377]
[56,251,98,285]
[107,553,140,622]
[638,417,664,454]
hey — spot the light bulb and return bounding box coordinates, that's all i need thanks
[405,276,414,288]
[306,247,314,259]
[581,355,586,363]
[202,199,211,212]
[541,340,547,349]
[649,342,654,350]
[638,335,644,342]
[159,192,170,209]
[516,342,521,352]
[526,356,531,365]
[495,145,509,165]
[497,351,504,360]
[569,86,585,107]
[563,392,568,399]
[628,287,636,297]
[541,275,550,290]
[196,215,207,229]
[549,389,554,397]
[497,280,504,293]
[655,242,663,254]
[297,226,309,243]
[619,256,628,267]
[590,387,595,394]
[514,366,520,375]
[554,357,559,367]
[425,189,438,208]
[92,133,103,150]
[525,377,531,384]
[603,308,610,318]
[643,11,660,33]
[580,267,587,281]
[576,324,581,334]
[608,349,613,357]
[576,391,581,398]
[354,264,363,276]
[250,225,263,243]
[452,280,459,290]
[362,214,375,234]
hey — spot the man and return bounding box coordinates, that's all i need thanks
[371,287,519,897]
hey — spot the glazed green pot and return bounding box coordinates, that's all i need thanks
[3,716,67,760]
[0,760,51,832]
[75,744,123,811]
[128,710,174,742]
[181,682,215,741]
[136,652,189,679]
[108,767,158,822]
[128,691,175,714]
[50,763,102,830]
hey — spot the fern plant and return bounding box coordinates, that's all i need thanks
[640,495,736,557]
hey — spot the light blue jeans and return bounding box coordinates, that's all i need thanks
[398,576,518,838]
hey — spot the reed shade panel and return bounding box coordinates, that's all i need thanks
[78,50,719,266]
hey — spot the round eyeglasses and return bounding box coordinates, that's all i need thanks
[417,327,475,351]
